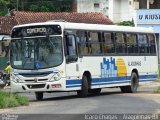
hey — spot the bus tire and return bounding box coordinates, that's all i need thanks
[89,88,101,95]
[77,75,89,97]
[120,72,138,93]
[35,92,43,100]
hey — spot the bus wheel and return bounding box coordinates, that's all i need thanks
[120,72,138,93]
[77,75,89,97]
[89,88,101,95]
[35,92,43,100]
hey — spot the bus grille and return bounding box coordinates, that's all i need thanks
[27,84,45,89]
[22,74,50,77]
[25,79,48,83]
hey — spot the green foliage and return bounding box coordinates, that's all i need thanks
[15,94,29,106]
[28,1,72,12]
[0,91,29,108]
[0,0,72,16]
[0,0,16,16]
[0,0,8,16]
[117,20,135,27]
[153,87,160,93]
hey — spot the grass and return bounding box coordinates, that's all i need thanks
[0,91,29,108]
[153,87,160,93]
[156,79,160,82]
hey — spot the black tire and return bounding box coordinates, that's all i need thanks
[77,75,89,97]
[35,92,43,100]
[120,72,138,93]
[89,88,101,95]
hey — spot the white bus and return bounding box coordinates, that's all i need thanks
[10,21,158,100]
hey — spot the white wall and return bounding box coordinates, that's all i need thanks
[111,0,132,23]
[77,0,136,23]
[77,0,109,16]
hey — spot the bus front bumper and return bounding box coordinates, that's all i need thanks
[10,81,67,93]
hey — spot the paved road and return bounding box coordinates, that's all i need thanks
[0,82,160,120]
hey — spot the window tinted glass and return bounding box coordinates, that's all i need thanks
[115,33,126,54]
[138,34,149,53]
[148,34,156,54]
[88,32,101,55]
[126,34,138,53]
[77,31,88,55]
[65,34,78,63]
[10,36,63,69]
[103,32,115,54]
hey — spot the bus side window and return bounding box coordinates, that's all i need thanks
[76,31,88,55]
[115,33,126,54]
[138,34,148,54]
[65,34,78,63]
[88,32,101,55]
[148,34,156,55]
[126,34,138,54]
[103,32,115,54]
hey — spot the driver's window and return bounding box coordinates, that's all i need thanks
[65,34,77,63]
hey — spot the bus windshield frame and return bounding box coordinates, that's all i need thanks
[10,35,63,70]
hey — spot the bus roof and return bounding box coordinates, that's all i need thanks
[12,21,154,34]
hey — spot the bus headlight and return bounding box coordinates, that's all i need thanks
[12,76,24,83]
[49,73,61,81]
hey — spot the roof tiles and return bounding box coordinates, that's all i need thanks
[0,11,113,34]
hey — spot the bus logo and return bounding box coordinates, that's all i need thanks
[100,57,127,78]
[34,78,38,83]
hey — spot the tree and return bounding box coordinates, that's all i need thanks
[0,0,73,16]
[28,1,72,12]
[0,0,16,16]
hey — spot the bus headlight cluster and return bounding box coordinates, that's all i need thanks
[12,75,24,83]
[49,73,61,81]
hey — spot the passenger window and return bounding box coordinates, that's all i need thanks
[126,34,138,53]
[103,32,115,54]
[88,32,101,55]
[115,33,126,54]
[148,34,156,54]
[138,34,148,54]
[77,31,88,55]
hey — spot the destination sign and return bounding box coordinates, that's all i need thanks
[11,25,61,38]
[27,28,47,34]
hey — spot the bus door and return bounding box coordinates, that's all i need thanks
[64,33,80,88]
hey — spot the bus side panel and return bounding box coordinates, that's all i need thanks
[79,56,130,89]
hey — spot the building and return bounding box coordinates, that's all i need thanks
[133,0,160,61]
[76,0,131,23]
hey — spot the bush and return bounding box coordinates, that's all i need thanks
[117,20,135,27]
[0,91,29,108]
[153,87,160,93]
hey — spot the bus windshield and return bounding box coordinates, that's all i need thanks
[10,36,63,70]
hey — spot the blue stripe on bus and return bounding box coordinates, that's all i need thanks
[140,79,157,82]
[92,76,129,83]
[66,74,158,88]
[139,75,158,79]
[66,80,82,85]
[66,85,81,88]
[91,81,130,86]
